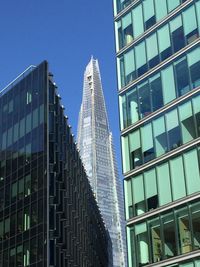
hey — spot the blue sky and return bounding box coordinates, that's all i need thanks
[0,0,122,174]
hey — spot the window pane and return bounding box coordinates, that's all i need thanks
[162,213,177,258]
[149,218,162,263]
[144,169,158,211]
[135,222,149,265]
[191,203,200,250]
[179,101,196,143]
[157,162,172,205]
[170,156,186,200]
[192,95,200,137]
[129,130,142,168]
[166,109,181,150]
[188,47,200,88]
[124,179,133,219]
[161,65,176,104]
[143,0,155,30]
[141,124,154,162]
[138,81,151,118]
[177,207,192,254]
[146,33,159,68]
[132,175,145,215]
[170,15,184,53]
[183,6,198,44]
[150,73,163,111]
[175,57,190,96]
[127,88,139,126]
[122,136,130,172]
[155,0,167,20]
[124,49,136,85]
[135,42,147,76]
[183,149,200,194]
[122,12,133,46]
[158,25,172,60]
[132,5,144,38]
[167,0,180,12]
[153,116,167,156]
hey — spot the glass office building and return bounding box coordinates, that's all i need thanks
[113,0,200,266]
[0,61,110,267]
[77,57,127,267]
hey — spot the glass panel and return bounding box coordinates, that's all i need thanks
[155,0,167,21]
[179,100,196,143]
[124,49,136,85]
[177,207,192,254]
[158,25,172,61]
[132,5,144,38]
[170,156,186,200]
[135,42,147,76]
[150,73,163,111]
[166,109,181,150]
[188,47,200,88]
[196,0,200,33]
[143,0,155,30]
[170,15,184,53]
[127,88,139,126]
[132,175,145,215]
[157,162,172,205]
[135,222,149,265]
[183,149,200,194]
[124,179,133,219]
[141,124,154,162]
[122,12,133,46]
[192,95,200,137]
[162,213,177,258]
[149,218,162,262]
[122,136,130,172]
[153,116,167,156]
[167,0,180,12]
[183,6,198,44]
[146,33,159,68]
[175,57,190,96]
[191,203,200,250]
[161,65,176,104]
[138,81,151,118]
[119,95,126,129]
[144,169,158,211]
[129,130,142,169]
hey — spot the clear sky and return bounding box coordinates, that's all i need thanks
[0,0,122,175]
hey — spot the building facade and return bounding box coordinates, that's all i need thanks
[0,61,110,267]
[113,0,200,266]
[77,57,127,267]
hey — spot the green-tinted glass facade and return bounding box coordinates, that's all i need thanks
[114,0,200,266]
[0,62,110,267]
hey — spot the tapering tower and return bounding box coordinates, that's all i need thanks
[77,57,127,267]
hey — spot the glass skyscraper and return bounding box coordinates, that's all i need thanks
[77,57,127,267]
[0,61,110,267]
[113,0,200,266]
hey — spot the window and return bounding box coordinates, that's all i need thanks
[124,49,136,85]
[143,0,155,30]
[162,213,177,258]
[141,124,154,163]
[155,0,167,21]
[135,223,149,265]
[146,33,159,68]
[153,116,167,156]
[170,15,184,53]
[175,57,190,96]
[179,101,196,143]
[166,109,181,151]
[150,73,163,111]
[149,218,162,262]
[191,203,200,250]
[122,136,130,173]
[138,81,151,118]
[158,25,172,61]
[25,174,31,197]
[183,6,198,44]
[183,149,200,194]
[157,163,172,205]
[24,206,30,231]
[188,47,200,88]
[177,207,192,254]
[127,88,139,126]
[124,180,133,219]
[170,156,186,200]
[122,13,133,46]
[132,5,144,38]
[135,42,147,77]
[129,130,142,169]
[24,241,30,266]
[144,169,158,211]
[132,175,145,215]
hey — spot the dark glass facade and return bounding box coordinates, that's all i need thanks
[0,61,110,267]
